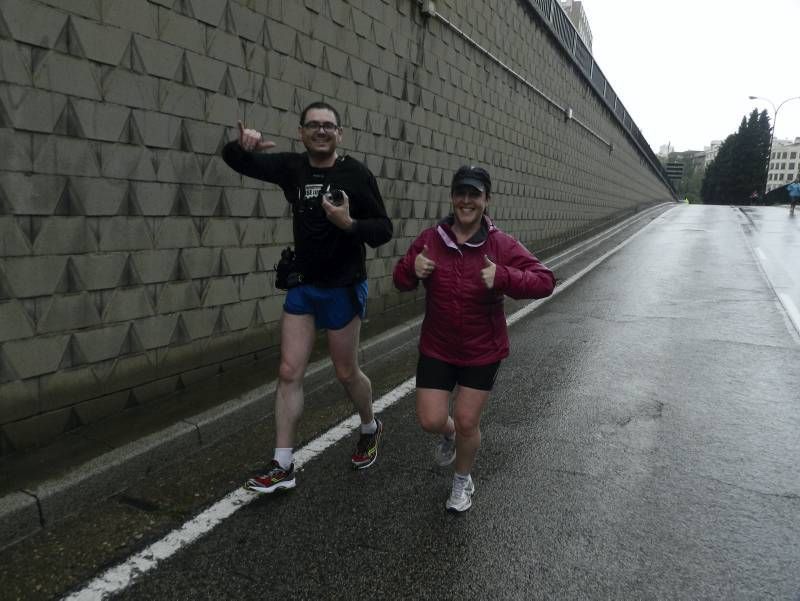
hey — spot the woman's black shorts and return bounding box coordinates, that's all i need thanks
[416,353,501,392]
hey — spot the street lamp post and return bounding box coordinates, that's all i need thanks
[749,95,800,195]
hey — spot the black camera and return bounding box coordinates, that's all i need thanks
[275,246,302,290]
[328,189,344,205]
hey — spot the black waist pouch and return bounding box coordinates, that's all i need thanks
[274,246,303,290]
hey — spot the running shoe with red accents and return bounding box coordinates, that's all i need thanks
[245,460,296,493]
[351,419,383,469]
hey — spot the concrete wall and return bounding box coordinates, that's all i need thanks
[0,0,673,454]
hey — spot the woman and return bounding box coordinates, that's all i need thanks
[393,165,555,512]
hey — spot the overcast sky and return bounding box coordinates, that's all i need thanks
[584,0,800,152]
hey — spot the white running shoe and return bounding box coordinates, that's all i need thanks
[445,474,475,513]
[434,434,456,466]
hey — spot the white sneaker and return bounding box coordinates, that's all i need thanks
[445,474,475,513]
[434,434,456,466]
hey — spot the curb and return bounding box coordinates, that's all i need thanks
[0,317,422,551]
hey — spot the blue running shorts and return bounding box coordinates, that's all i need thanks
[283,281,368,330]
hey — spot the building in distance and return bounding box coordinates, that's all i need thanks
[559,0,593,51]
[767,138,800,192]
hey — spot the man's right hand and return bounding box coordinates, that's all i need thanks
[237,120,276,152]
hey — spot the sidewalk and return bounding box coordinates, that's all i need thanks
[0,204,673,551]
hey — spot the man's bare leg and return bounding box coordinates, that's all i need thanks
[327,316,373,422]
[274,312,316,449]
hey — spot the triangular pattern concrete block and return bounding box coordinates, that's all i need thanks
[120,35,147,73]
[174,50,194,86]
[54,180,85,216]
[293,33,304,63]
[53,257,85,294]
[170,315,192,345]
[119,182,142,216]
[172,250,190,281]
[215,127,230,155]
[215,189,230,218]
[252,192,264,218]
[211,309,229,336]
[85,217,101,249]
[0,179,13,215]
[213,251,225,277]
[19,300,38,333]
[320,46,330,72]
[192,278,208,301]
[53,100,86,138]
[124,389,139,409]
[88,356,112,383]
[0,95,11,128]
[144,284,158,312]
[291,88,304,115]
[66,407,83,431]
[175,0,195,19]
[219,250,232,277]
[0,346,18,383]
[58,334,88,370]
[262,20,272,50]
[118,254,142,287]
[54,16,86,58]
[197,154,212,178]
[250,302,264,326]
[30,48,49,75]
[257,79,270,106]
[149,150,161,179]
[119,111,144,145]
[343,56,355,81]
[219,67,236,97]
[23,216,42,246]
[222,1,237,35]
[121,324,145,355]
[169,186,191,217]
[177,120,193,152]
[0,263,16,301]
[0,8,11,39]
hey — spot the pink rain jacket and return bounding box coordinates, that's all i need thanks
[393,215,555,366]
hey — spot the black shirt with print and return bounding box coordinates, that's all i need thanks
[222,142,393,287]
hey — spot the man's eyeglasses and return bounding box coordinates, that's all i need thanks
[302,121,340,133]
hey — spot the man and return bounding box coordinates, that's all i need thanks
[222,102,393,493]
[787,177,800,216]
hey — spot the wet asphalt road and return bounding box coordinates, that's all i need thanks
[4,204,799,600]
[97,204,800,601]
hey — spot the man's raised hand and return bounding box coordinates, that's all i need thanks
[237,120,275,152]
[415,244,436,279]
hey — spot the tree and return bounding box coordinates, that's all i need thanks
[701,109,771,204]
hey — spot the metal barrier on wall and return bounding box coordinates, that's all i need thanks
[520,0,674,191]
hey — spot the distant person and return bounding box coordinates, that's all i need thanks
[787,177,800,217]
[393,166,555,513]
[222,102,393,493]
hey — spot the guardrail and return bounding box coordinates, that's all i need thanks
[522,0,674,192]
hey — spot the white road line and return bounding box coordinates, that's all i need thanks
[63,214,663,600]
[778,293,800,336]
[62,378,417,601]
[752,247,800,339]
